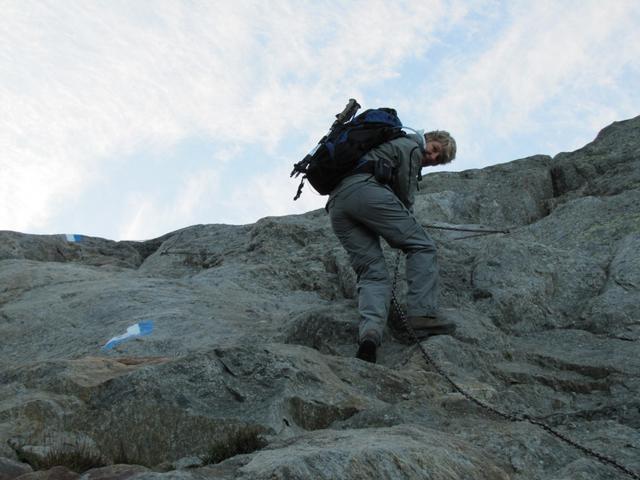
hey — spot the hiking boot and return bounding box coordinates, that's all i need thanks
[356,337,377,364]
[407,315,456,336]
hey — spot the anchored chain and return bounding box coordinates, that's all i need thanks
[423,224,511,241]
[390,252,640,480]
[424,224,510,234]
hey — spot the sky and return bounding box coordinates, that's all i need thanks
[2,1,639,241]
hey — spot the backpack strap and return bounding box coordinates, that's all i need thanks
[352,161,376,175]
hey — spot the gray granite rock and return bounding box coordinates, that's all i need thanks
[14,466,78,480]
[0,457,32,480]
[78,465,148,480]
[230,425,511,479]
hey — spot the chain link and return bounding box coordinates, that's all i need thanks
[390,252,640,479]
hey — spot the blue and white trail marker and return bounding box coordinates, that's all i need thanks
[101,321,154,350]
[65,234,83,242]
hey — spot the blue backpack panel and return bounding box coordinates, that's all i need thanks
[291,106,405,199]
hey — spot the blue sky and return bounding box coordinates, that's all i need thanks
[2,1,639,240]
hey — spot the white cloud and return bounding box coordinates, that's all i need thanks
[118,168,220,240]
[1,0,450,237]
[227,161,327,226]
[2,1,638,239]
[427,1,640,157]
[118,194,156,242]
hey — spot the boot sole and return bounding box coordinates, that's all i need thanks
[356,340,377,363]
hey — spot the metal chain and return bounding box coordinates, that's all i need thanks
[390,252,640,479]
[160,249,220,256]
[424,224,510,234]
[424,224,511,241]
[161,224,507,256]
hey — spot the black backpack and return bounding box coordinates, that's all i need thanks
[291,100,406,200]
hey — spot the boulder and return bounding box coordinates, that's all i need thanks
[0,458,32,480]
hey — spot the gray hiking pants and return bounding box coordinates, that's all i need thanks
[328,178,439,344]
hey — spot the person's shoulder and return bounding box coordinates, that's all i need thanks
[405,132,425,146]
[365,133,421,160]
[390,133,423,153]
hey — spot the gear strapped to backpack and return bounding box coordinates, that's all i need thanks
[290,99,406,200]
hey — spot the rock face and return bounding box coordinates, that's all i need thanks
[1,116,639,479]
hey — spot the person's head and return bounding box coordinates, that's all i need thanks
[422,130,456,166]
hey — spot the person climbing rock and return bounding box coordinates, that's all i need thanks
[326,130,457,363]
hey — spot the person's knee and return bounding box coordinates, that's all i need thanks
[354,256,389,283]
[397,228,437,255]
[403,240,437,255]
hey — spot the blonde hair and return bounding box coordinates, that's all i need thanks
[425,130,456,164]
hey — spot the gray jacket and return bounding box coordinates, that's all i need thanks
[327,133,424,210]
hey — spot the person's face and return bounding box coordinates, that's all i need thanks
[422,141,443,166]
